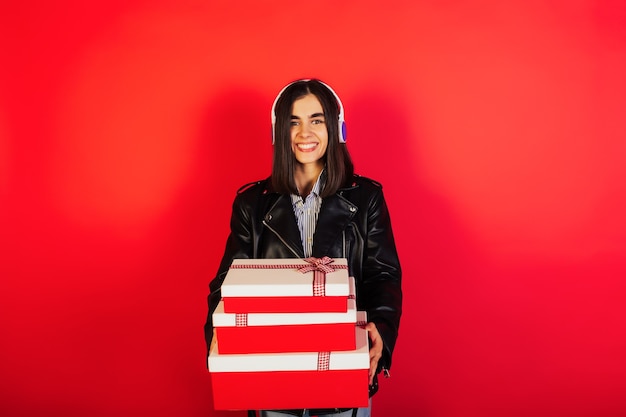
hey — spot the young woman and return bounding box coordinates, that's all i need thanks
[204,79,402,417]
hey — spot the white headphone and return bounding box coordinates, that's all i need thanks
[271,79,346,144]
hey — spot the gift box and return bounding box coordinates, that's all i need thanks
[221,257,351,314]
[208,312,370,411]
[213,278,357,353]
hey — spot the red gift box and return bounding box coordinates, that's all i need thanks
[208,312,370,411]
[213,295,357,354]
[221,257,351,314]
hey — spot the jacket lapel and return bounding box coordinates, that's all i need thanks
[313,194,358,257]
[263,194,305,258]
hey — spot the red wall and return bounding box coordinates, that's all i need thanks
[2,1,625,416]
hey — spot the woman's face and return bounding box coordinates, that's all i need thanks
[289,94,329,170]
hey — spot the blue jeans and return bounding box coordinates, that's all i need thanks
[259,401,372,417]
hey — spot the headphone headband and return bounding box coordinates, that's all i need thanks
[271,79,346,144]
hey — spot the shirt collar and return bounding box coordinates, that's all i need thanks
[310,169,324,197]
[291,169,325,203]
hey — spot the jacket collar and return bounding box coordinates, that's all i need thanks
[262,176,359,259]
[262,174,360,195]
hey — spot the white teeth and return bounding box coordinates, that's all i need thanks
[298,143,316,150]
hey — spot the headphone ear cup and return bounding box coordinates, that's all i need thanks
[340,121,347,143]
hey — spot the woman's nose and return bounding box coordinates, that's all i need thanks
[299,122,312,136]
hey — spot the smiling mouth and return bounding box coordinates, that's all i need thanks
[296,143,318,151]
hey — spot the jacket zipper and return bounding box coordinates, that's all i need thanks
[262,219,302,259]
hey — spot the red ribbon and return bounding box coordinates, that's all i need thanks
[235,313,248,327]
[296,256,335,274]
[298,257,335,296]
[317,351,331,371]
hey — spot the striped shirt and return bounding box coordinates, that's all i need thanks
[290,172,324,258]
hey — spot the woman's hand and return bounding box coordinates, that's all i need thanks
[364,321,383,385]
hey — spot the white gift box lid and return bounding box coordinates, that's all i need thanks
[208,312,369,372]
[214,278,356,326]
[221,258,350,298]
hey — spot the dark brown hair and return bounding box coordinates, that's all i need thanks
[271,79,354,197]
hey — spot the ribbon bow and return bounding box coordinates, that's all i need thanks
[297,256,335,274]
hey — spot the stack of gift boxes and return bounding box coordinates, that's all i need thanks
[208,257,370,411]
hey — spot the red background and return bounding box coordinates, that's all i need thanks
[2,1,626,416]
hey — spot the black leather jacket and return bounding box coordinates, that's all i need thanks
[204,175,402,414]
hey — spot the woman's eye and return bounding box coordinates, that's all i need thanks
[290,121,300,126]
[312,119,325,125]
